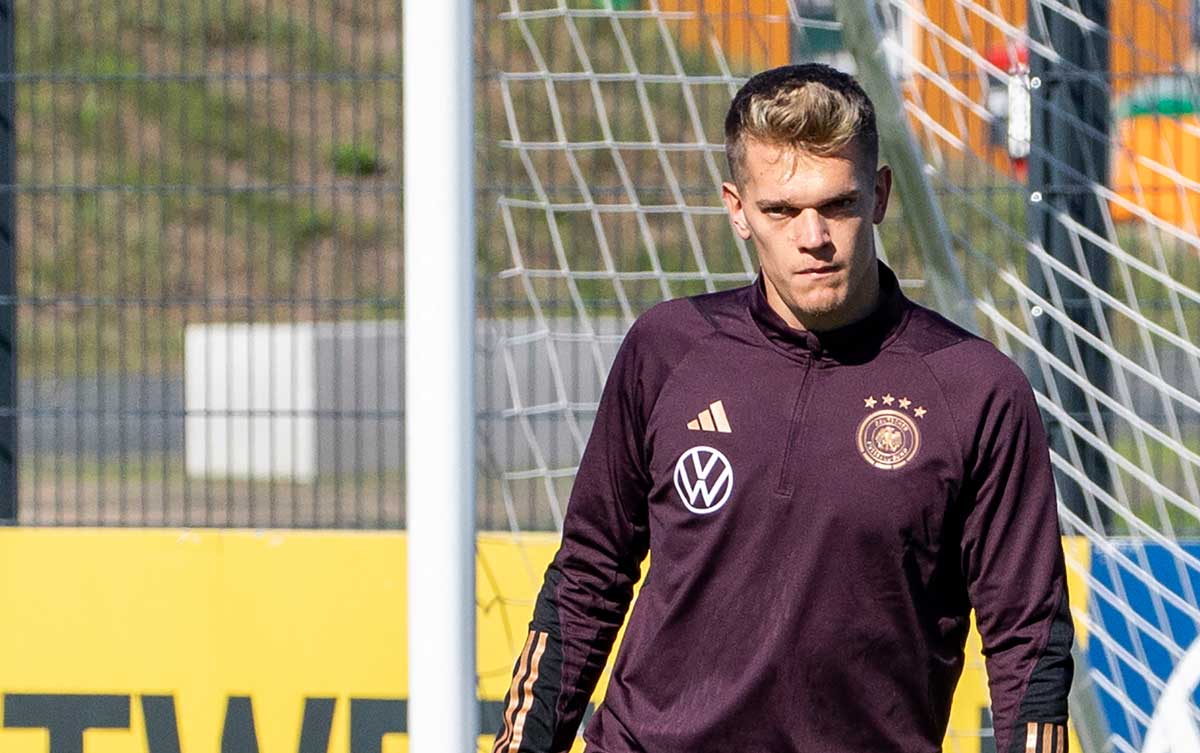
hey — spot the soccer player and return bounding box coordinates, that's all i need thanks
[492,64,1073,753]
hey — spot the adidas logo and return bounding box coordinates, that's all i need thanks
[687,400,732,433]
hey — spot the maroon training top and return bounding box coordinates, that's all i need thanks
[492,263,1073,753]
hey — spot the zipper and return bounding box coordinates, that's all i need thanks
[775,359,816,497]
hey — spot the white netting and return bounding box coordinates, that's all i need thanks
[478,2,1200,751]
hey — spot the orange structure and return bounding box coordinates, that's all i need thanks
[657,0,791,71]
[906,0,1197,225]
[1109,111,1200,227]
[910,0,1190,161]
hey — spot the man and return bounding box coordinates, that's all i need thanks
[492,64,1073,753]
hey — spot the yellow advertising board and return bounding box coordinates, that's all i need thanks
[0,529,1087,753]
[0,528,408,753]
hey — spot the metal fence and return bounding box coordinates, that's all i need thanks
[11,0,403,527]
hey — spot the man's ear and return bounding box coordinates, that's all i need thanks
[722,181,752,240]
[872,165,893,224]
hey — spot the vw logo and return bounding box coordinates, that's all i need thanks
[673,446,733,514]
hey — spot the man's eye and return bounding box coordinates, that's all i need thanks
[823,198,856,215]
[764,206,790,217]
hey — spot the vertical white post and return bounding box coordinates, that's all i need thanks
[404,1,476,750]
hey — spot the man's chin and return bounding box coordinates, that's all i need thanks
[789,291,845,321]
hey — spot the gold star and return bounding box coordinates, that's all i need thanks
[882,393,895,405]
[914,407,927,418]
[864,396,877,409]
[898,397,912,409]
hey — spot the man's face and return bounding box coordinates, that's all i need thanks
[721,138,892,332]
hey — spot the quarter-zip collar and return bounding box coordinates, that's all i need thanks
[748,261,910,363]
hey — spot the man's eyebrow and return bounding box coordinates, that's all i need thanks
[754,189,859,210]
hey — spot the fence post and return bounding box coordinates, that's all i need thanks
[1027,0,1112,526]
[0,0,16,522]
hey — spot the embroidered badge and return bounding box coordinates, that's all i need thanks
[857,394,924,470]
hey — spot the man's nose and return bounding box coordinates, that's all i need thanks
[792,208,830,250]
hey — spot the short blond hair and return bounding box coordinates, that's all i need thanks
[725,64,878,185]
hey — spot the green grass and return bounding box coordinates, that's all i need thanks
[15,2,403,376]
[1106,431,1200,536]
[21,2,348,75]
[331,144,386,177]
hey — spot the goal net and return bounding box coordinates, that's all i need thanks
[475,2,1200,751]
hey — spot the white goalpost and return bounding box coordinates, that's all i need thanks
[404,1,476,750]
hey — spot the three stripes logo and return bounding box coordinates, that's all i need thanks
[493,630,549,753]
[674,446,734,515]
[687,400,732,433]
[1023,722,1067,753]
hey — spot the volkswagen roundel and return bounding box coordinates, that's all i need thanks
[673,446,733,514]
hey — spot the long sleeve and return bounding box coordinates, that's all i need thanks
[955,354,1074,753]
[492,322,654,753]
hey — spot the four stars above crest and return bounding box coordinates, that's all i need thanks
[863,394,927,419]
